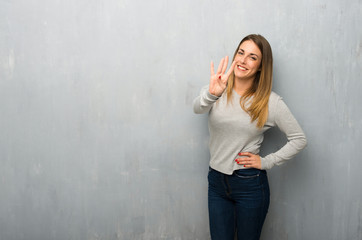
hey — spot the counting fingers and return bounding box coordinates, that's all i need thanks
[216,57,225,75]
[221,56,229,74]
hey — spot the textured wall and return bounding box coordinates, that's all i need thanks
[0,0,361,239]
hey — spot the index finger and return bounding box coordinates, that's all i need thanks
[238,152,252,157]
[225,61,236,78]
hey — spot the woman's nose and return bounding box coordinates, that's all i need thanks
[240,56,246,63]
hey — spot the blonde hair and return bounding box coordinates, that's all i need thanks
[226,34,273,128]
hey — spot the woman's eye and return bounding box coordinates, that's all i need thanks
[238,51,243,55]
[251,57,257,60]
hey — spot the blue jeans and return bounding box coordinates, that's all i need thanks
[208,167,270,240]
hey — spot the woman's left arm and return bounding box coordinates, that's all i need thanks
[260,97,307,170]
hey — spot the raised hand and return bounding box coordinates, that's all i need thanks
[209,56,236,97]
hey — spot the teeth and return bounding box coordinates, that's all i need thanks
[237,66,246,70]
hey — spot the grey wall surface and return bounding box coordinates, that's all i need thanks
[1,0,361,239]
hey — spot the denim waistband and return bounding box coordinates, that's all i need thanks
[209,166,266,176]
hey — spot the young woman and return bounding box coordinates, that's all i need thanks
[193,34,307,240]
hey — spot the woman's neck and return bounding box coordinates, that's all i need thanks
[233,77,254,96]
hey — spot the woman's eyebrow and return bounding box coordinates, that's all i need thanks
[239,48,260,58]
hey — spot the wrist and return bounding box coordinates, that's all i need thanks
[206,90,220,100]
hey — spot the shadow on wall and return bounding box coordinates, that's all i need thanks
[260,127,287,157]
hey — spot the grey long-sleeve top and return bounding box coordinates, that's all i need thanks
[193,85,307,174]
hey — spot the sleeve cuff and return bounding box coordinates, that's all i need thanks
[260,157,274,170]
[206,91,220,101]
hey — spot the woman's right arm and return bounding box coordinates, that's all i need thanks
[193,56,235,114]
[193,85,220,114]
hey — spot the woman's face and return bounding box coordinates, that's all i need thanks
[233,40,262,81]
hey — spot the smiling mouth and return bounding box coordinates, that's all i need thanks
[237,65,247,70]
